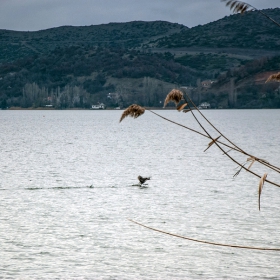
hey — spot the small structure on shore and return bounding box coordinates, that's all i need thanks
[91,103,105,110]
[198,102,211,109]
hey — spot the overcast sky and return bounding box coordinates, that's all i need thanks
[0,0,279,31]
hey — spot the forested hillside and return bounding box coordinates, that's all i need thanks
[0,21,187,63]
[0,8,280,109]
[153,8,280,49]
[0,46,193,108]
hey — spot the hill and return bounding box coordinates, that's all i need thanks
[0,21,188,63]
[153,8,280,50]
[0,8,280,109]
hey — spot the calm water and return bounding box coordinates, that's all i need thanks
[0,109,280,279]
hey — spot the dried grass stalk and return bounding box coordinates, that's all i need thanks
[164,89,183,107]
[177,103,188,112]
[204,136,221,152]
[258,173,268,211]
[221,0,254,14]
[265,72,280,83]
[119,104,145,122]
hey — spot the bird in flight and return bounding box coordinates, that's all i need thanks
[138,175,150,185]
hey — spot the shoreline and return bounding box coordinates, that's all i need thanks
[4,106,175,111]
[2,107,278,111]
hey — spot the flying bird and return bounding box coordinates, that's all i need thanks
[138,175,150,185]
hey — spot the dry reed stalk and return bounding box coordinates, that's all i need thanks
[204,136,221,152]
[265,72,280,83]
[181,89,280,187]
[258,173,268,211]
[177,103,188,112]
[129,219,280,251]
[181,88,245,154]
[164,89,183,107]
[119,104,145,122]
[221,0,254,13]
[149,104,280,188]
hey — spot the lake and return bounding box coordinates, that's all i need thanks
[0,109,280,279]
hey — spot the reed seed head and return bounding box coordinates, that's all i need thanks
[258,173,268,211]
[164,89,183,107]
[265,72,280,83]
[221,0,254,14]
[119,104,145,122]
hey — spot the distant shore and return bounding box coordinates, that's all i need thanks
[4,106,176,111]
[2,106,276,111]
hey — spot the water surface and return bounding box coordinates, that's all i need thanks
[0,109,280,279]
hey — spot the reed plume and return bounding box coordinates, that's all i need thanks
[258,173,268,211]
[265,72,280,83]
[222,0,280,28]
[119,104,145,122]
[221,0,254,14]
[164,89,183,107]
